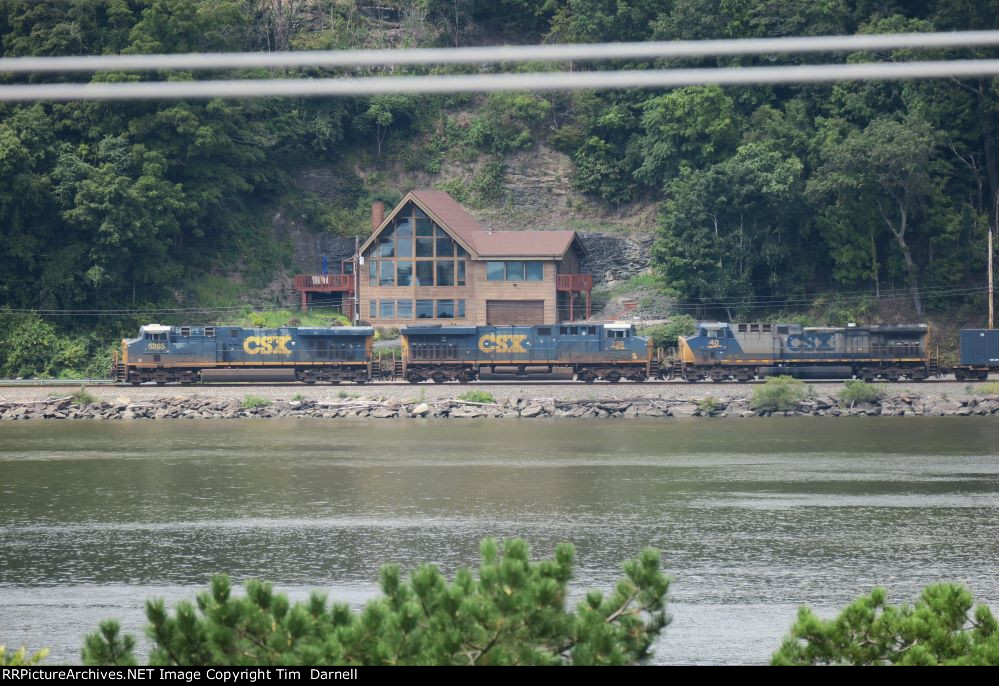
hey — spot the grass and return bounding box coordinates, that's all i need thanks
[751,376,808,413]
[459,390,496,404]
[971,382,999,396]
[839,379,884,407]
[70,385,97,405]
[337,391,359,399]
[291,394,306,402]
[241,395,271,410]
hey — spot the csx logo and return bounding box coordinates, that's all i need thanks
[147,343,166,351]
[243,335,293,355]
[786,333,834,352]
[478,334,528,353]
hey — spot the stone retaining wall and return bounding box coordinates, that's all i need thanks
[2,393,997,420]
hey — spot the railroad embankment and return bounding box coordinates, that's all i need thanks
[2,392,997,420]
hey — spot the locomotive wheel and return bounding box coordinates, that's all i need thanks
[579,371,597,383]
[977,371,989,381]
[606,371,622,383]
[432,373,448,384]
[955,369,967,381]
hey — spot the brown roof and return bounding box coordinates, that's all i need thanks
[471,231,577,258]
[361,190,580,259]
[409,190,484,248]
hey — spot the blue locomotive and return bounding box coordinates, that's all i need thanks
[675,322,934,381]
[401,322,653,383]
[113,324,373,384]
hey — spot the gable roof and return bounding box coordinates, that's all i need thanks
[471,231,578,258]
[359,190,581,259]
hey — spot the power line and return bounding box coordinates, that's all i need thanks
[3,59,999,101]
[2,31,999,73]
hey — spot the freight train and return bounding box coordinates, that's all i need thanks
[112,322,999,384]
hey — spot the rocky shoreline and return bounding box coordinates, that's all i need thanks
[2,392,998,420]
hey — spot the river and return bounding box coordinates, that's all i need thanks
[2,418,998,665]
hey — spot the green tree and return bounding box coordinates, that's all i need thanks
[773,583,999,665]
[82,539,670,666]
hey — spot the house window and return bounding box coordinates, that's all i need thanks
[416,300,434,319]
[487,261,544,281]
[457,261,466,286]
[436,260,454,286]
[369,300,377,318]
[416,261,433,286]
[487,261,505,281]
[397,299,413,318]
[380,261,394,286]
[380,300,395,319]
[397,261,413,286]
[457,300,465,318]
[369,260,378,287]
[437,300,455,318]
[436,234,453,257]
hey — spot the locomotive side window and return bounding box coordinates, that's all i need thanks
[762,324,772,332]
[750,324,760,332]
[180,327,191,337]
[560,327,569,335]
[738,324,747,332]
[204,327,215,337]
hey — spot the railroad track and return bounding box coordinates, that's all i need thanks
[0,377,975,388]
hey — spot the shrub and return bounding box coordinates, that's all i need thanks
[291,394,306,402]
[82,539,670,666]
[0,645,49,666]
[751,376,808,412]
[71,385,98,405]
[697,396,719,415]
[772,583,999,665]
[241,395,271,410]
[838,379,884,407]
[640,315,697,350]
[459,390,496,404]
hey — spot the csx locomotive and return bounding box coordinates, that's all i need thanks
[112,321,999,384]
[674,322,935,382]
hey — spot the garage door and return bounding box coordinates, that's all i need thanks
[486,300,545,326]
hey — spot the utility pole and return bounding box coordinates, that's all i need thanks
[990,228,994,329]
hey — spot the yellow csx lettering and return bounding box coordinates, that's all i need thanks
[478,334,528,354]
[243,335,293,355]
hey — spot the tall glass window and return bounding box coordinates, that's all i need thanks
[436,260,454,287]
[416,300,434,319]
[506,261,525,281]
[456,300,465,318]
[396,260,413,287]
[397,299,413,318]
[369,260,378,287]
[416,261,433,286]
[369,300,377,317]
[380,300,395,318]
[437,300,455,318]
[526,262,543,281]
[436,234,453,257]
[457,260,466,286]
[380,260,394,286]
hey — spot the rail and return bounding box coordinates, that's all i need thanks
[556,274,593,291]
[293,274,354,291]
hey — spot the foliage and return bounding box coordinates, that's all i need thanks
[82,538,670,666]
[772,583,999,665]
[0,645,49,666]
[838,379,884,406]
[374,327,400,341]
[459,390,496,404]
[291,394,306,402]
[71,385,98,406]
[241,395,271,410]
[697,396,719,415]
[640,315,697,349]
[751,376,808,412]
[232,310,349,329]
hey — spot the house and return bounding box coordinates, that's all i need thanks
[295,190,593,326]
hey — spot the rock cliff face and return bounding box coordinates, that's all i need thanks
[578,233,653,285]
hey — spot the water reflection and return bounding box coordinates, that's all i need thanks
[1,418,998,664]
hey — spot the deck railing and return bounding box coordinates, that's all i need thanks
[556,274,593,291]
[294,274,354,291]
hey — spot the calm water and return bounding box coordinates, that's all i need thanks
[2,418,998,665]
